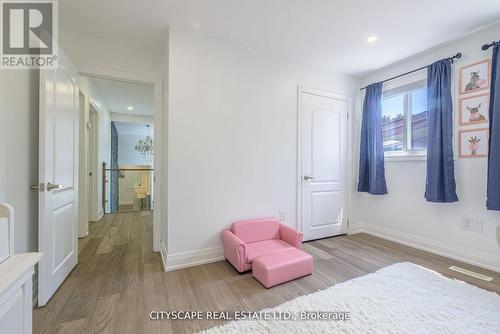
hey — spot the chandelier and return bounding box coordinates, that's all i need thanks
[135,124,154,162]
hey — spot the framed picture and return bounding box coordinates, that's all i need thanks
[459,128,489,158]
[459,59,491,95]
[459,93,489,125]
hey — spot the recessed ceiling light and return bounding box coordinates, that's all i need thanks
[366,35,378,44]
[127,106,134,110]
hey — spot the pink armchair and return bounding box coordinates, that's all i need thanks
[222,218,304,273]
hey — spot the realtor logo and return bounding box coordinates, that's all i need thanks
[1,0,58,69]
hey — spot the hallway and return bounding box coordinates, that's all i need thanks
[33,211,161,334]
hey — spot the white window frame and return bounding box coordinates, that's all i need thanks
[382,79,427,161]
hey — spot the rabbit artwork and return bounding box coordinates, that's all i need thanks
[467,103,486,122]
[465,71,481,92]
[459,60,490,95]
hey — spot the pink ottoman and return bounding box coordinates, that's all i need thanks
[252,248,313,288]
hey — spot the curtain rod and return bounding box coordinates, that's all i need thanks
[482,41,498,51]
[359,52,462,91]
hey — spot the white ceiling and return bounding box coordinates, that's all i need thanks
[84,76,154,116]
[60,0,500,76]
[114,122,154,136]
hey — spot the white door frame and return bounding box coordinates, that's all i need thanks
[77,91,89,238]
[78,65,164,252]
[296,85,352,235]
[87,102,100,222]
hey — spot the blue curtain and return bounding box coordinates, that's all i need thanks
[425,59,458,203]
[487,41,500,211]
[358,82,387,195]
[110,121,119,213]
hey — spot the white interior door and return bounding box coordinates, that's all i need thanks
[38,51,79,306]
[300,90,348,241]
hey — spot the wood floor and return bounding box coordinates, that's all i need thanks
[33,212,500,334]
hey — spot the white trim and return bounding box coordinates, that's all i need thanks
[77,231,89,239]
[78,65,161,85]
[349,222,500,273]
[296,86,302,231]
[90,208,104,222]
[384,149,427,162]
[448,266,493,281]
[32,273,38,307]
[77,64,164,252]
[87,106,100,221]
[165,247,224,272]
[296,85,352,235]
[295,85,302,231]
[160,240,168,271]
[385,155,427,162]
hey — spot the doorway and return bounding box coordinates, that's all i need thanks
[108,122,155,214]
[298,88,349,241]
[77,70,163,253]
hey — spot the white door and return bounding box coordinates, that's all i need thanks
[38,51,79,306]
[299,90,348,241]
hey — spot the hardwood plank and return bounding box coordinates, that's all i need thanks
[302,243,334,260]
[55,318,88,334]
[90,294,120,334]
[34,212,500,334]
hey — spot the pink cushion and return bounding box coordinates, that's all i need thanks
[252,248,313,288]
[245,239,295,263]
[231,218,280,243]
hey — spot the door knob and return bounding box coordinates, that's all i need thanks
[31,183,45,191]
[47,182,62,191]
[303,175,315,180]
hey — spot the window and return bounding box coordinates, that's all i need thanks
[381,81,428,157]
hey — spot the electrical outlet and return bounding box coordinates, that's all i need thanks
[463,217,483,233]
[279,210,286,222]
[472,219,483,233]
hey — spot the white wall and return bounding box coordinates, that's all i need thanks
[110,112,154,125]
[351,22,500,272]
[0,70,39,254]
[167,29,359,260]
[118,133,152,166]
[59,29,163,76]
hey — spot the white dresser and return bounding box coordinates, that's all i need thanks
[0,204,42,334]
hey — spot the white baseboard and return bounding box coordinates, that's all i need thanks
[78,231,89,239]
[32,272,38,307]
[350,222,500,273]
[165,246,224,272]
[96,208,104,220]
[90,208,104,222]
[160,240,168,272]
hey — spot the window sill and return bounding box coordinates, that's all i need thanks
[384,152,427,162]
